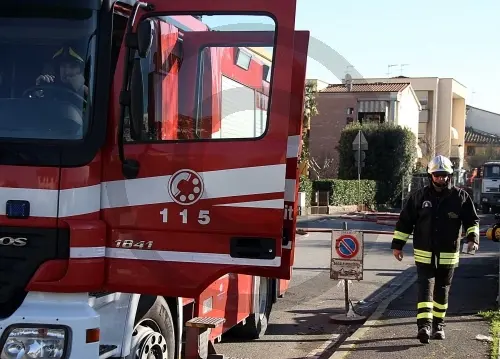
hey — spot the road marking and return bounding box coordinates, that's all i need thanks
[304,334,341,358]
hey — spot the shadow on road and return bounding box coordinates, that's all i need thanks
[360,314,485,329]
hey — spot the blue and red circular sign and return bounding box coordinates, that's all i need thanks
[336,234,359,259]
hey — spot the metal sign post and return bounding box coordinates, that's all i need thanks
[330,222,366,324]
[352,131,368,209]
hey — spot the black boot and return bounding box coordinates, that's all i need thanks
[417,325,431,344]
[432,323,445,340]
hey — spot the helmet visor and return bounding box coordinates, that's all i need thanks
[431,171,450,178]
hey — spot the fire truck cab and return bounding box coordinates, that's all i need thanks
[0,0,309,358]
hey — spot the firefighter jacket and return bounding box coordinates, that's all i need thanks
[391,185,479,268]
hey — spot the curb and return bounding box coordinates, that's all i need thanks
[326,272,418,359]
[296,228,397,235]
[296,228,487,238]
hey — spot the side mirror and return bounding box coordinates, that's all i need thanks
[137,19,154,58]
[126,19,154,58]
[129,58,144,140]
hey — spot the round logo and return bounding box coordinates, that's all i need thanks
[168,169,204,205]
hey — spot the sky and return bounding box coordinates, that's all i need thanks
[204,0,500,114]
[294,0,500,114]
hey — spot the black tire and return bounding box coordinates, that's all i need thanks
[132,296,176,359]
[482,204,490,214]
[232,277,273,339]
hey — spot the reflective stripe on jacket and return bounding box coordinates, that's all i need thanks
[391,185,479,268]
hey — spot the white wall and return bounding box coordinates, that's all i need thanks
[396,86,420,141]
[466,106,500,135]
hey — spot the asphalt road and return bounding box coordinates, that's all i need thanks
[214,217,416,359]
[214,213,497,359]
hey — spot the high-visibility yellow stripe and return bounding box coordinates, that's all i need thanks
[415,255,432,264]
[417,312,433,319]
[467,226,479,236]
[433,301,448,310]
[418,302,433,309]
[69,47,84,62]
[53,48,63,58]
[414,249,432,257]
[440,252,459,259]
[440,258,459,265]
[432,310,446,318]
[52,47,84,63]
[394,230,410,241]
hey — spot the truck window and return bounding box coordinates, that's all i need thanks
[123,14,276,143]
[0,6,98,140]
[483,165,500,178]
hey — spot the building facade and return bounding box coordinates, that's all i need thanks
[308,79,421,178]
[464,126,500,169]
[466,105,500,136]
[349,76,468,169]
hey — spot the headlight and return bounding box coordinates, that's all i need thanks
[482,198,488,202]
[1,326,68,359]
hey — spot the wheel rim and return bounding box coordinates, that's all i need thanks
[131,319,169,359]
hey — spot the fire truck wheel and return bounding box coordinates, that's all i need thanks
[234,277,273,339]
[131,296,175,359]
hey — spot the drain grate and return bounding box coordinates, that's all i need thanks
[385,309,417,318]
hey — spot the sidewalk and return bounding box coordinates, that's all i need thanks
[331,240,499,359]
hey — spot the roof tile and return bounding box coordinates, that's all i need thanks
[465,126,500,144]
[320,82,410,93]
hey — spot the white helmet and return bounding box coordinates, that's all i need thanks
[427,155,453,175]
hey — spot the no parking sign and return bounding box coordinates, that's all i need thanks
[330,230,364,281]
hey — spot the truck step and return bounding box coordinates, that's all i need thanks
[90,291,113,298]
[186,316,225,329]
[99,344,118,359]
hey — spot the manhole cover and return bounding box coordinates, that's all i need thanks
[385,309,417,318]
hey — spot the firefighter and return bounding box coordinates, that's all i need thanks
[34,45,88,101]
[391,155,479,344]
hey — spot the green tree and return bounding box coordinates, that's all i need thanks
[466,144,500,168]
[337,122,417,205]
[299,82,318,172]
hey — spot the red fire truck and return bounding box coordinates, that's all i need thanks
[0,0,309,358]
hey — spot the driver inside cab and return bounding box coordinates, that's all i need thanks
[34,45,88,102]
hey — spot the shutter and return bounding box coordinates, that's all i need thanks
[219,76,256,138]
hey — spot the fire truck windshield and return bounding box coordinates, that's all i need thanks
[0,7,97,141]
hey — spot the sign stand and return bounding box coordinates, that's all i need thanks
[330,222,366,324]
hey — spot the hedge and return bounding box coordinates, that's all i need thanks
[337,122,416,205]
[298,175,313,206]
[312,179,377,208]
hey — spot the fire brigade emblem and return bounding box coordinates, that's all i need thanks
[168,169,204,205]
[422,200,432,208]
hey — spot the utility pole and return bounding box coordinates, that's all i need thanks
[353,131,368,209]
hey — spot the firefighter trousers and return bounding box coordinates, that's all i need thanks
[416,264,455,328]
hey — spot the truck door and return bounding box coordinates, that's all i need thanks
[282,31,310,274]
[102,0,306,298]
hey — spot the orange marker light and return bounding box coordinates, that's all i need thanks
[86,328,100,343]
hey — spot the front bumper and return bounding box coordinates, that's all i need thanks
[481,193,500,205]
[0,292,99,359]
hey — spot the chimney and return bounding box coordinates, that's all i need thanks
[344,73,353,92]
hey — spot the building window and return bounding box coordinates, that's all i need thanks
[467,146,476,156]
[346,107,354,115]
[346,116,354,124]
[358,112,384,124]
